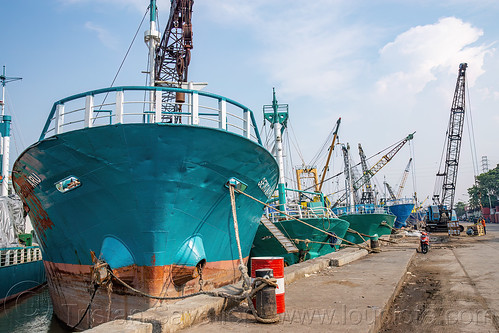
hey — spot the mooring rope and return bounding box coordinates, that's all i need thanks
[91,184,279,324]
[228,183,279,323]
[106,254,279,323]
[228,184,252,290]
[234,189,372,252]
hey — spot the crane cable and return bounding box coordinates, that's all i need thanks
[465,83,480,179]
[95,5,150,117]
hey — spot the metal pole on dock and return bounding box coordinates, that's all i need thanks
[0,66,22,196]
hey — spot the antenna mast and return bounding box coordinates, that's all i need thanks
[0,66,22,196]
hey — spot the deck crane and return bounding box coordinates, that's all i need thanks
[154,0,194,122]
[297,117,340,194]
[358,143,375,204]
[332,132,415,208]
[382,157,412,201]
[396,158,413,199]
[341,144,358,209]
[384,181,397,201]
[318,118,341,192]
[426,63,468,232]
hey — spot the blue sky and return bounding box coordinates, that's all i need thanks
[1,0,498,205]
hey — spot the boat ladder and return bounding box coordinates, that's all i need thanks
[260,215,299,253]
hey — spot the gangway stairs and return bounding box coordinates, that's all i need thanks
[260,215,299,253]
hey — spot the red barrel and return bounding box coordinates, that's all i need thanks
[251,257,285,313]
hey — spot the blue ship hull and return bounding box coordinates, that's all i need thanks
[388,202,415,228]
[13,123,278,328]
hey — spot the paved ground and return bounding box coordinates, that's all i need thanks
[185,223,499,333]
[184,239,416,332]
[382,223,499,332]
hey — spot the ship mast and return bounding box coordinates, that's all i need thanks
[263,89,289,213]
[145,0,160,87]
[0,66,21,196]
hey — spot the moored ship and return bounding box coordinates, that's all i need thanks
[11,1,278,329]
[0,195,45,304]
[250,95,349,266]
[333,204,395,244]
[386,198,416,228]
[0,67,45,304]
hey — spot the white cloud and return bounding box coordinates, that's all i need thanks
[84,22,119,50]
[376,17,489,96]
[198,0,369,100]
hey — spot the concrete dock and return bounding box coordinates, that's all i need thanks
[85,223,499,333]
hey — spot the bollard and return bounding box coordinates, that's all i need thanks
[251,256,285,313]
[370,234,379,250]
[254,268,278,321]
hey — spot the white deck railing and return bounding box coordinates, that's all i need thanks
[0,246,43,267]
[266,202,338,222]
[40,86,262,145]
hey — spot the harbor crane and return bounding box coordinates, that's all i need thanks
[426,63,468,231]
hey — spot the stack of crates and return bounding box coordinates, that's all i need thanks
[447,221,460,236]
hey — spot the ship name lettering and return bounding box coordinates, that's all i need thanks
[258,178,273,198]
[27,173,42,188]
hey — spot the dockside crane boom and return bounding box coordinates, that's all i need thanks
[427,63,468,231]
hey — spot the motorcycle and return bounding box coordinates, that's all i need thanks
[420,231,429,254]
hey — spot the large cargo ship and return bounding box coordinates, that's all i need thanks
[11,1,278,329]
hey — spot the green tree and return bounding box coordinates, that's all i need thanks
[454,201,466,218]
[468,164,499,209]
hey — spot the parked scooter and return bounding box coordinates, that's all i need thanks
[420,231,429,254]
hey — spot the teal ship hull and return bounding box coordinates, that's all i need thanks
[251,217,350,266]
[0,246,45,303]
[334,205,396,244]
[12,87,279,329]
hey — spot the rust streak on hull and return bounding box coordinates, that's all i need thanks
[44,257,247,329]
